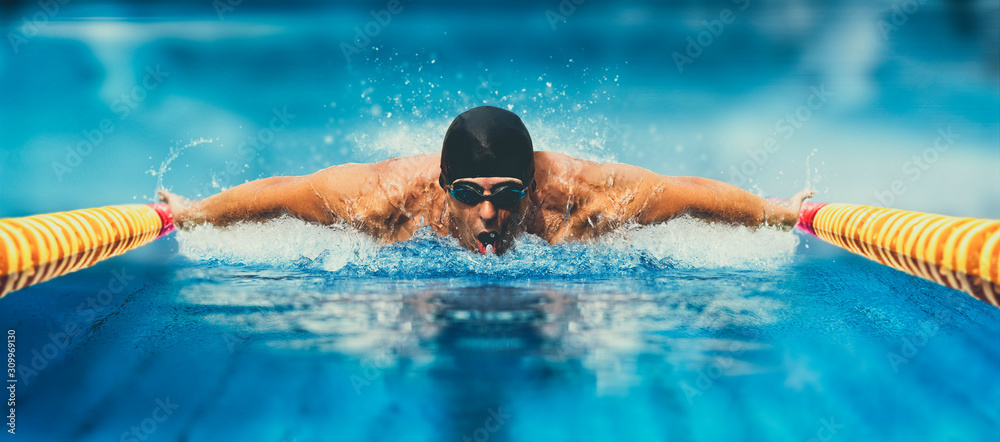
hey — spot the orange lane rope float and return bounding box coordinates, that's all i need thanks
[0,204,174,298]
[795,202,1000,307]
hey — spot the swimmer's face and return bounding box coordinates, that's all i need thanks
[445,177,527,255]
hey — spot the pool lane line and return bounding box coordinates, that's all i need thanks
[0,204,173,299]
[794,201,1000,308]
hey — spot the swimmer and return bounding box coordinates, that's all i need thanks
[158,106,814,255]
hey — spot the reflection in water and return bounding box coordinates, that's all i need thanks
[174,266,787,438]
[9,249,998,441]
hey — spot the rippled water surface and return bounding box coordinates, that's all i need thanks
[3,218,999,441]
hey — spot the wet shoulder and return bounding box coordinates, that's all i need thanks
[371,153,442,198]
[369,154,445,232]
[372,153,441,178]
[530,152,634,241]
[313,154,440,194]
[312,154,443,232]
[533,151,621,197]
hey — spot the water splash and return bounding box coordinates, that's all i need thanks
[342,52,624,163]
[804,147,821,191]
[147,137,215,195]
[177,217,380,272]
[625,216,798,270]
[176,215,798,277]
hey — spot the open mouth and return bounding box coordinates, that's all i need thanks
[476,231,498,255]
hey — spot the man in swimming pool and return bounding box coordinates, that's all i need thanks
[158,106,814,255]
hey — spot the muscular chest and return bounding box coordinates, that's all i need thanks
[525,191,623,244]
[362,186,447,242]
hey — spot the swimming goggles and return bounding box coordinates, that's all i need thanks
[448,182,527,208]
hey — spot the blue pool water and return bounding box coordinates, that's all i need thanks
[1,1,999,441]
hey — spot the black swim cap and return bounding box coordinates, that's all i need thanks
[439,106,534,188]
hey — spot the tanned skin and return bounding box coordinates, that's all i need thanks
[157,151,814,255]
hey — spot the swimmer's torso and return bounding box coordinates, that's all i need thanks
[308,152,644,244]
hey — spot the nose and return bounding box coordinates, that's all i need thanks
[478,200,497,221]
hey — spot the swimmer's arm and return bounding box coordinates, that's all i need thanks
[157,172,348,228]
[158,164,384,228]
[611,165,812,229]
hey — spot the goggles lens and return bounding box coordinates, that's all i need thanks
[449,184,527,208]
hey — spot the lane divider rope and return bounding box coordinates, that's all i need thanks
[795,202,1000,307]
[0,204,174,298]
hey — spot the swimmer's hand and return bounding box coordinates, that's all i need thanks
[780,189,815,230]
[156,190,191,227]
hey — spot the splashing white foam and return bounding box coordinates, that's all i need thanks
[618,216,799,270]
[177,217,379,272]
[175,215,798,274]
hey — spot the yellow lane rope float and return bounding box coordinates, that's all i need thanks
[0,204,174,298]
[795,202,1000,307]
